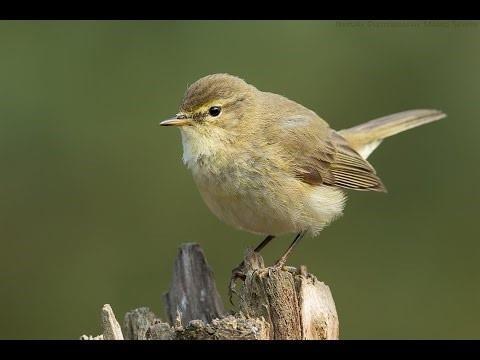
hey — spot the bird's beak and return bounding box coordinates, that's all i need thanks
[160,114,191,127]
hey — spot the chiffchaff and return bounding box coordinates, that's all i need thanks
[160,73,445,284]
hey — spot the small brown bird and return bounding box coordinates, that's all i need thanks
[161,73,445,292]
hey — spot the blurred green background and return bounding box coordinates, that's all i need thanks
[1,20,479,339]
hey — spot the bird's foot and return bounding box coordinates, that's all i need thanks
[228,261,247,306]
[272,257,287,270]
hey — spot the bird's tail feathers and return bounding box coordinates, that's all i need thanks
[338,109,446,159]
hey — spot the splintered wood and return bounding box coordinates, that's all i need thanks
[80,243,339,340]
[164,243,225,326]
[239,250,339,340]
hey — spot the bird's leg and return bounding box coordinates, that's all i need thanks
[231,234,276,277]
[229,235,275,304]
[253,234,276,253]
[273,230,307,269]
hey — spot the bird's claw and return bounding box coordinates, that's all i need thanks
[272,257,287,270]
[228,262,247,306]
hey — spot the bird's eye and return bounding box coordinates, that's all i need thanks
[209,106,221,117]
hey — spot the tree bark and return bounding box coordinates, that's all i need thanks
[164,243,225,326]
[238,249,339,339]
[80,243,339,340]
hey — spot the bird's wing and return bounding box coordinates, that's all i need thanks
[269,112,386,192]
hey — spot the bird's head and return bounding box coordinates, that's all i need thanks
[160,73,257,136]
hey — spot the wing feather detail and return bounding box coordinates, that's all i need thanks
[274,113,386,192]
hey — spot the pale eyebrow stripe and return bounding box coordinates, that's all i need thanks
[182,95,245,117]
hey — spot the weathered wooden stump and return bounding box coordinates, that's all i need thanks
[80,243,339,340]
